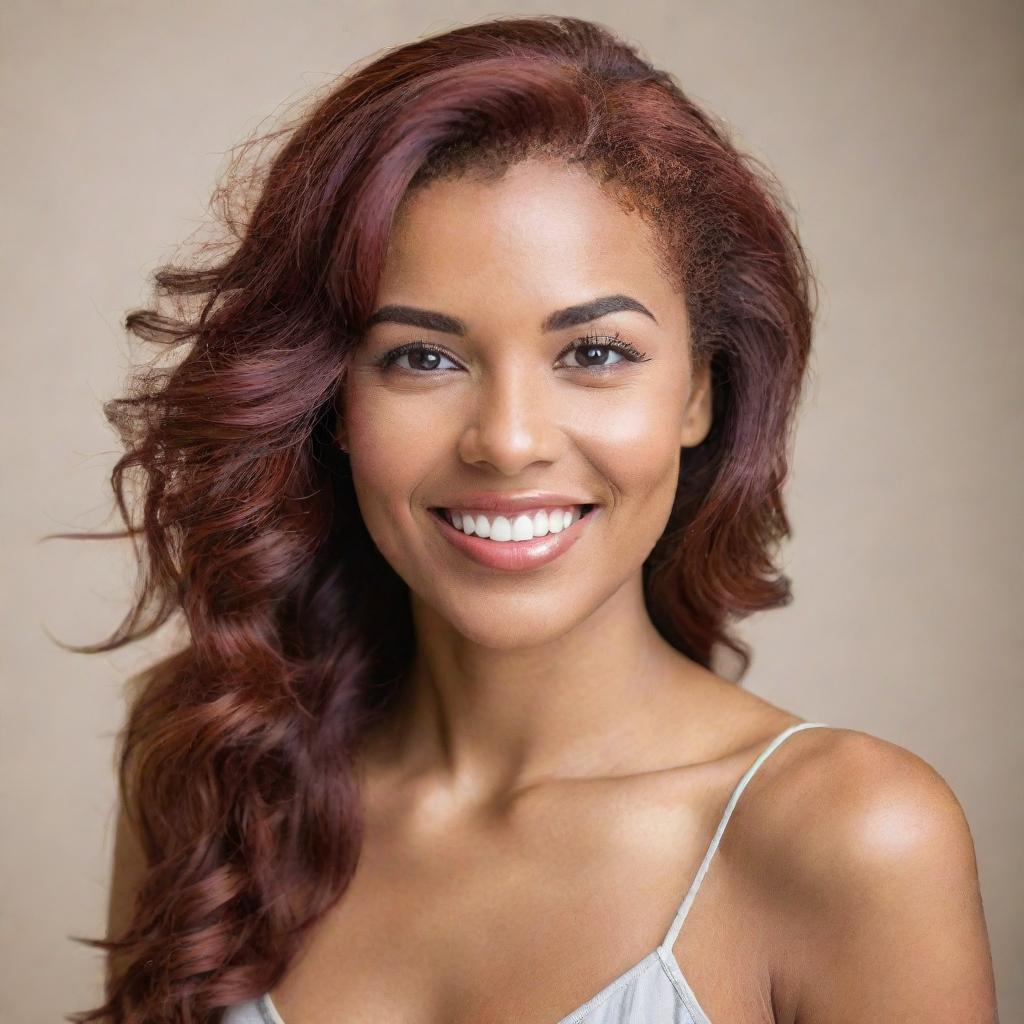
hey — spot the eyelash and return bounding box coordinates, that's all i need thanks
[374,331,651,374]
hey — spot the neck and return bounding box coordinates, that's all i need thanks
[363,572,702,805]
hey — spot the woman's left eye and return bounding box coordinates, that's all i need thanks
[376,331,650,375]
[560,332,649,369]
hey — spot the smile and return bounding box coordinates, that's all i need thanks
[428,504,599,571]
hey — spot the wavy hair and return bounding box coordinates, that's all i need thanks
[59,14,816,1022]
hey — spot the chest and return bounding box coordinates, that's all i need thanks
[265,775,777,1024]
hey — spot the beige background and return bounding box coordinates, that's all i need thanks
[2,1,1020,1020]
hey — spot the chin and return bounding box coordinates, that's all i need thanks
[429,597,592,651]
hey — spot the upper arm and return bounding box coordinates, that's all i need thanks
[772,731,997,1023]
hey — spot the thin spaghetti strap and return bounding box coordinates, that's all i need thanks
[659,721,830,952]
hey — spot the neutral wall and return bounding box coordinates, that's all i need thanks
[1,1,1020,1020]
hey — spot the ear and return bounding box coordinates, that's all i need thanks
[680,352,713,448]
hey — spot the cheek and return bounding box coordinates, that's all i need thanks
[587,372,686,476]
[578,375,688,553]
[341,375,428,493]
[595,409,682,541]
[339,380,428,561]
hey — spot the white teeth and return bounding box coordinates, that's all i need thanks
[445,505,586,541]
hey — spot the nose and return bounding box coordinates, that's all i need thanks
[456,360,563,474]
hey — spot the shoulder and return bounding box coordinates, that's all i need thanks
[758,726,975,877]
[739,726,997,1020]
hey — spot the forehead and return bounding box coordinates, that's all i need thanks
[377,158,675,313]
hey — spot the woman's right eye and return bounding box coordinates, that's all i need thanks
[377,342,460,373]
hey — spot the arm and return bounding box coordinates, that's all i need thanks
[780,732,997,1023]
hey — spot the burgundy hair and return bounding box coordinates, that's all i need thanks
[59,14,815,1022]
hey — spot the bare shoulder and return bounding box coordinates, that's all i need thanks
[742,726,998,1022]
[759,726,976,875]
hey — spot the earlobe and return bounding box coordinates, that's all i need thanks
[680,355,714,448]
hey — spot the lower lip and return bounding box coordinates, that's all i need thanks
[429,506,599,572]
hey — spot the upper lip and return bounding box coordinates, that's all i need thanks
[431,492,599,514]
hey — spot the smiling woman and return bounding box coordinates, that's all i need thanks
[61,13,995,1024]
[338,160,714,593]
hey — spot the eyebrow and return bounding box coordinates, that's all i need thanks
[364,293,658,335]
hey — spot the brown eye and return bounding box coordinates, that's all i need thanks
[569,342,628,368]
[377,332,650,376]
[377,343,460,373]
[558,331,650,370]
[404,349,444,371]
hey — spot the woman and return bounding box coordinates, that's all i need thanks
[69,14,996,1024]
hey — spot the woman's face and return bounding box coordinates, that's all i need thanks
[339,157,712,649]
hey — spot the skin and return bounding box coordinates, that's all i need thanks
[109,158,998,1022]
[337,155,716,800]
